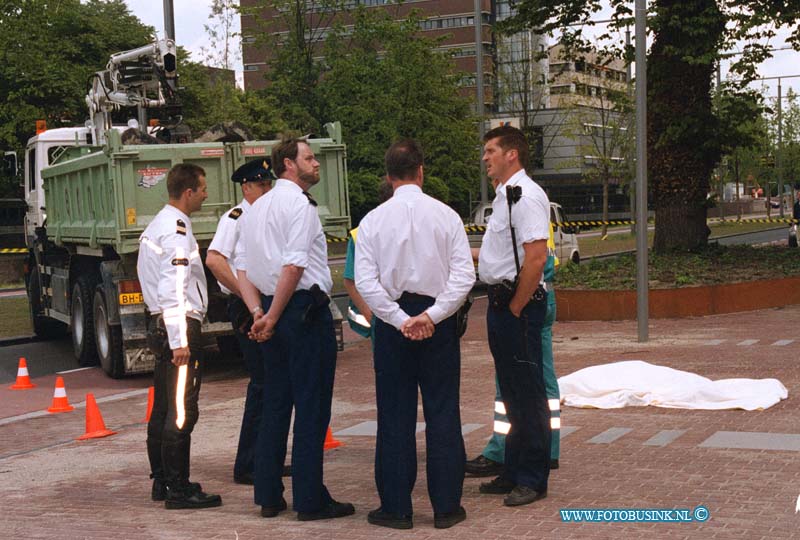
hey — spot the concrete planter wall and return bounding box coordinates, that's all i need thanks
[556,276,800,321]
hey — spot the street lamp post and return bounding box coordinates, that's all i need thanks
[635,0,649,342]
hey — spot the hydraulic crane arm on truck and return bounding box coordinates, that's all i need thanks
[85,37,189,146]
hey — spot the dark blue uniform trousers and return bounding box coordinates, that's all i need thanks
[254,292,337,513]
[487,297,550,492]
[227,296,265,480]
[373,297,465,516]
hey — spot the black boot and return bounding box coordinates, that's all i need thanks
[165,482,222,510]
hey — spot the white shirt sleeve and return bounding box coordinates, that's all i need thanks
[233,212,248,271]
[158,231,194,350]
[355,216,409,330]
[425,216,476,324]
[514,196,550,244]
[282,198,317,268]
[208,212,237,259]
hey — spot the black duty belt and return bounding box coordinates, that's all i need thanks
[398,292,435,304]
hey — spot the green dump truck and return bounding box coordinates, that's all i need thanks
[23,124,350,378]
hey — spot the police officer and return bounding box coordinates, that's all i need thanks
[137,163,221,509]
[466,221,561,476]
[235,138,355,521]
[206,159,274,485]
[355,139,475,529]
[476,125,551,507]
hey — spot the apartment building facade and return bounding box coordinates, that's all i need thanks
[239,0,631,216]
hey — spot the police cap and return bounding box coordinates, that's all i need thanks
[231,158,276,184]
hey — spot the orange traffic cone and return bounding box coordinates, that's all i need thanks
[141,386,154,423]
[9,357,35,389]
[77,393,117,440]
[46,376,74,413]
[323,426,343,451]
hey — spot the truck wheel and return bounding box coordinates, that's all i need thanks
[26,265,67,339]
[71,275,99,366]
[93,287,125,379]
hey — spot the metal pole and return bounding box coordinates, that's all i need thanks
[717,64,724,221]
[475,0,488,205]
[627,27,635,234]
[163,0,176,41]
[778,78,784,217]
[635,0,648,342]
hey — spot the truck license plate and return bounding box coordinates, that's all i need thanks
[119,292,144,305]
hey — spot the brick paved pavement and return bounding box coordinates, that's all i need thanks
[1,298,798,539]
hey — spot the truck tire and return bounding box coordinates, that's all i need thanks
[26,265,67,339]
[93,287,125,379]
[71,275,99,366]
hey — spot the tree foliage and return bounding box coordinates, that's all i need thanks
[179,53,289,139]
[244,2,480,222]
[0,0,154,152]
[242,0,346,134]
[502,0,800,252]
[319,8,478,221]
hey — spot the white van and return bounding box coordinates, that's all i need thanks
[471,201,581,264]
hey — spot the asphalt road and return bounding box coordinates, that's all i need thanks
[713,226,788,245]
[1,226,792,386]
[0,337,75,384]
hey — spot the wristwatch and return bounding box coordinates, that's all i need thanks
[250,306,264,315]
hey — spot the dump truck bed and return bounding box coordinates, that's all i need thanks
[41,131,350,253]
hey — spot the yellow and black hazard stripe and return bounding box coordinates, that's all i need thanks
[0,248,28,254]
[728,217,799,224]
[561,220,637,227]
[325,234,349,244]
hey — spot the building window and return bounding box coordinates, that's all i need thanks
[243,64,260,72]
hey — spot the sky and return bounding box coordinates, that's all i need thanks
[122,1,799,103]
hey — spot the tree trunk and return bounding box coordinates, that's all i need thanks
[649,0,725,252]
[735,155,741,220]
[602,174,609,237]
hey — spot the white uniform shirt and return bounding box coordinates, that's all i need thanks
[208,198,250,295]
[478,169,550,285]
[355,184,475,330]
[137,205,207,350]
[234,179,332,295]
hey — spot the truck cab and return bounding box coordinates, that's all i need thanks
[23,127,94,243]
[471,201,580,264]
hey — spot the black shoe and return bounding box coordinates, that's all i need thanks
[367,508,413,529]
[164,484,222,510]
[282,465,292,477]
[479,476,516,494]
[297,500,355,521]
[234,472,255,485]
[434,506,466,529]
[550,459,559,470]
[503,486,547,507]
[151,478,167,501]
[261,498,288,518]
[465,455,505,477]
[155,480,200,501]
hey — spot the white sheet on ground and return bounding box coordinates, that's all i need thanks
[557,360,788,411]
